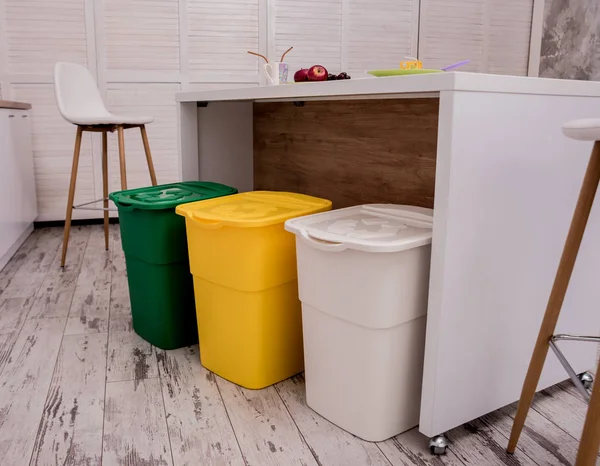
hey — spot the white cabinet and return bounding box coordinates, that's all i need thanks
[0,108,38,270]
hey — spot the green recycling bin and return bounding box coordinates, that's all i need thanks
[109,181,238,349]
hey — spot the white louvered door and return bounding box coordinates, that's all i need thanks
[95,0,183,197]
[187,0,262,83]
[270,0,344,74]
[419,0,535,75]
[346,0,419,77]
[487,0,535,75]
[269,0,419,78]
[0,0,538,221]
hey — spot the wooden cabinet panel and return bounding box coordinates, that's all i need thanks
[254,98,439,209]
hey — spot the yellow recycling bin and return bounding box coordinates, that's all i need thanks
[176,191,332,389]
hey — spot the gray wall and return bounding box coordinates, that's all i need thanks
[540,0,600,80]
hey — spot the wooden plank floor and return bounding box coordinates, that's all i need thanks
[0,225,595,466]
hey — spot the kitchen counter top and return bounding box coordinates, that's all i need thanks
[176,71,600,103]
[0,100,32,110]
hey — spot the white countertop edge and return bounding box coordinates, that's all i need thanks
[176,72,600,103]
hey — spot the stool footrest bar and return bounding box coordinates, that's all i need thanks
[72,198,118,212]
[549,338,591,402]
[553,334,600,343]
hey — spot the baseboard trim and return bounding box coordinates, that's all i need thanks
[34,218,120,228]
[0,223,34,271]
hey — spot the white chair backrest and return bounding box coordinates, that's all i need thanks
[54,62,111,124]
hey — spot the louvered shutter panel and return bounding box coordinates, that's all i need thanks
[103,0,180,72]
[104,84,181,192]
[272,0,343,75]
[187,0,260,82]
[99,0,183,198]
[419,0,533,75]
[4,0,88,75]
[419,0,485,72]
[488,0,534,75]
[347,0,419,77]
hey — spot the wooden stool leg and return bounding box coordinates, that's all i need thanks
[61,126,84,267]
[102,131,109,250]
[117,125,127,190]
[140,125,157,186]
[576,356,600,464]
[508,141,600,453]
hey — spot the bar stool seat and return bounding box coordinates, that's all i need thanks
[563,119,600,141]
[54,62,158,266]
[65,114,154,126]
[508,118,600,465]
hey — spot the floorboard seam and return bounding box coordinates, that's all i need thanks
[105,375,161,384]
[0,231,60,380]
[528,404,580,444]
[374,443,395,466]
[156,350,176,466]
[27,228,91,466]
[273,382,322,466]
[100,226,116,466]
[215,375,249,466]
[482,413,545,466]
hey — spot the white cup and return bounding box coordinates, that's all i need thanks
[263,62,289,85]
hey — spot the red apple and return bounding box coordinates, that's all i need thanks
[294,68,309,82]
[308,65,328,81]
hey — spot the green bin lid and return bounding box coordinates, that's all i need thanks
[109,182,237,210]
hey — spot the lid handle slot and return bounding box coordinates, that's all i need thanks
[190,213,223,229]
[299,230,347,252]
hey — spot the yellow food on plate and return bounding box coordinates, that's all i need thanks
[399,59,422,70]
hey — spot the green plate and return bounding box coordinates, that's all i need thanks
[367,69,443,77]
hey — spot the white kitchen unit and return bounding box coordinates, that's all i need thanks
[0,101,38,271]
[175,72,600,443]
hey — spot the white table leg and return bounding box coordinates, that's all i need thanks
[178,101,199,182]
[178,101,254,191]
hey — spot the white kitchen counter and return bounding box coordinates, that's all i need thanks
[177,71,600,103]
[176,72,600,443]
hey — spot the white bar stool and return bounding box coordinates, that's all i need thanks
[508,118,600,465]
[54,62,158,266]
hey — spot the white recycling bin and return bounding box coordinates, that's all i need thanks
[285,204,433,442]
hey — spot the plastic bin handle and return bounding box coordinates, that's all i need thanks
[114,201,135,212]
[190,213,223,229]
[299,230,347,252]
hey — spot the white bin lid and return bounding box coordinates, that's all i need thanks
[285,204,434,253]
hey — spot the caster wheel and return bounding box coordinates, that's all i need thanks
[429,434,448,455]
[578,372,594,390]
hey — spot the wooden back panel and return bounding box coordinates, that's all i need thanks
[253,98,439,209]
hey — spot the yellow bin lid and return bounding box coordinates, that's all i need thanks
[175,191,332,228]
